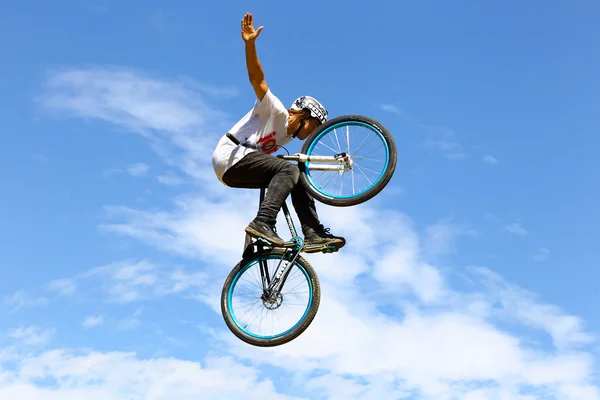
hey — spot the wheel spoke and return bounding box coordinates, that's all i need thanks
[303,118,394,202]
[227,255,313,340]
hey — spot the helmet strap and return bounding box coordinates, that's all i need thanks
[292,118,307,139]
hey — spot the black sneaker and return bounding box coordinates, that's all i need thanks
[245,219,285,246]
[304,224,346,249]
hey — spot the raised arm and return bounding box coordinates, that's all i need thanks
[241,12,268,100]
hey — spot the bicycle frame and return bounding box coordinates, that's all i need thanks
[243,186,338,299]
[242,187,302,298]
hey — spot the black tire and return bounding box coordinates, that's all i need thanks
[221,250,321,347]
[299,114,397,207]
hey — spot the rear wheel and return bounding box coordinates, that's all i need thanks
[221,250,320,347]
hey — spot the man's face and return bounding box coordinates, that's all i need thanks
[295,118,321,140]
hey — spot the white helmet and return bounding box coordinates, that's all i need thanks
[291,96,328,125]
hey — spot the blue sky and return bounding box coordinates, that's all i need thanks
[1,0,599,398]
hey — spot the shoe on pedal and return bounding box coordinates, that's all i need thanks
[303,224,346,249]
[245,219,285,246]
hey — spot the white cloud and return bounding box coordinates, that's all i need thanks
[156,172,184,186]
[424,218,477,256]
[485,214,532,239]
[117,308,143,330]
[423,138,469,160]
[222,294,598,399]
[98,194,450,305]
[6,326,53,346]
[47,278,77,296]
[533,247,550,262]
[380,103,400,113]
[472,267,594,350]
[40,67,209,133]
[506,222,528,236]
[378,103,412,120]
[484,212,503,223]
[378,101,471,160]
[95,188,599,397]
[34,66,600,399]
[0,350,306,400]
[100,163,150,178]
[82,316,103,329]
[41,259,207,305]
[306,372,411,399]
[38,66,236,185]
[99,194,256,266]
[4,291,48,312]
[127,162,150,176]
[484,154,498,164]
[101,167,122,178]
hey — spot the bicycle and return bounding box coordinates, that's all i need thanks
[220,114,397,347]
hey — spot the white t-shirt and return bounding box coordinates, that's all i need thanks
[212,89,292,183]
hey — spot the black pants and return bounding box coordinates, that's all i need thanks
[221,151,321,234]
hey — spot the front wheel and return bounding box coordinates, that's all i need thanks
[299,115,397,207]
[221,250,321,347]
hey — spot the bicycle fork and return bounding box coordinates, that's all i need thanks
[262,251,301,297]
[258,251,302,301]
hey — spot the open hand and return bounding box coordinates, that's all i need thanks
[241,12,263,42]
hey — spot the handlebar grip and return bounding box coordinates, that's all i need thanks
[226,133,241,146]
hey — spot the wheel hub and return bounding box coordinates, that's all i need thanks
[262,292,283,310]
[334,152,354,173]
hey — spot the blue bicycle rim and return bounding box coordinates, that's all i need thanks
[227,255,313,340]
[305,120,390,199]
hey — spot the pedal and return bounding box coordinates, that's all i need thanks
[255,237,273,246]
[322,245,339,254]
[301,246,320,254]
[302,244,338,254]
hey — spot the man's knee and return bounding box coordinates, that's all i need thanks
[281,162,300,185]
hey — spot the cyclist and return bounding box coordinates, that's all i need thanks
[212,12,345,250]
